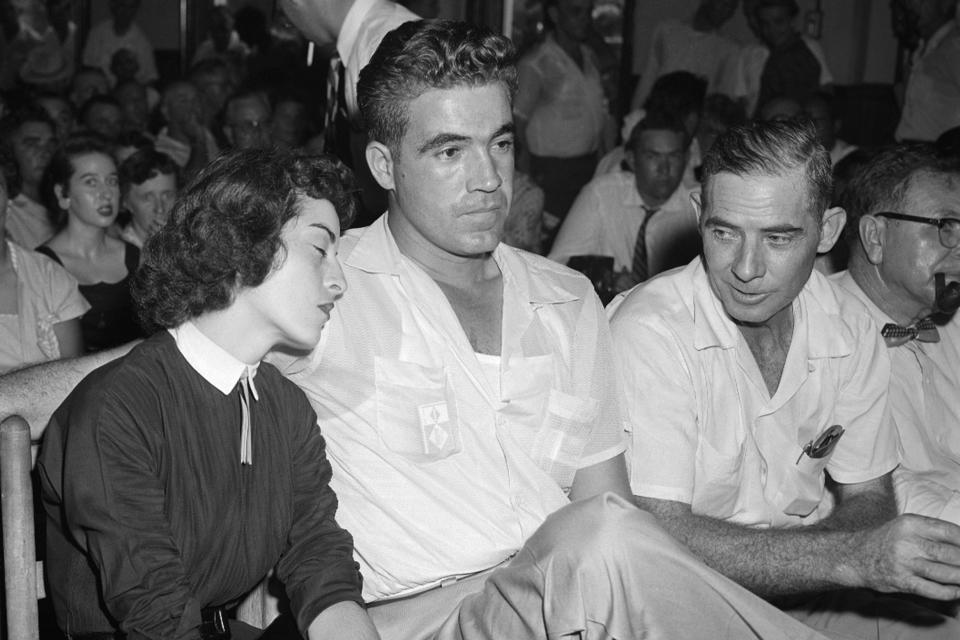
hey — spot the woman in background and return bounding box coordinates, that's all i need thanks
[117,148,178,248]
[37,134,143,352]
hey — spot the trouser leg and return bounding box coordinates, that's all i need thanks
[438,492,831,640]
[781,590,960,640]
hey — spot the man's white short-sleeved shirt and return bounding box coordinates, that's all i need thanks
[608,259,898,528]
[271,215,626,601]
[833,270,960,523]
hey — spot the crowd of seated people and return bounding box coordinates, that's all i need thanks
[1,0,960,639]
[1,0,335,360]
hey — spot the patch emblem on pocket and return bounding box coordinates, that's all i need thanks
[419,401,450,454]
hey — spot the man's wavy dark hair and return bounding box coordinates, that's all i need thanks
[701,118,831,221]
[357,19,517,152]
[132,149,357,333]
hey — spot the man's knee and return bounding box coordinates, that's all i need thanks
[529,492,682,568]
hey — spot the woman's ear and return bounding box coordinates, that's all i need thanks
[54,183,70,211]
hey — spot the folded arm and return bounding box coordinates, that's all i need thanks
[0,340,136,438]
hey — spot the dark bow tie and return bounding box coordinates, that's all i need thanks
[881,318,940,347]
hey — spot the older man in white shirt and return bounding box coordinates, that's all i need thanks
[610,119,960,639]
[833,142,960,523]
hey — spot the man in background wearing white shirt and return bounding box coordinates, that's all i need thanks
[549,110,699,295]
[833,143,960,527]
[279,0,419,224]
[82,0,157,86]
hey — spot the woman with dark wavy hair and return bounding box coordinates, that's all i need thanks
[36,133,144,352]
[38,148,381,640]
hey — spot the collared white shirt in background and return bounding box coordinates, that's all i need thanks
[632,19,740,108]
[337,0,419,119]
[82,18,158,85]
[514,35,607,158]
[730,37,833,116]
[895,21,960,141]
[833,270,960,523]
[548,173,699,277]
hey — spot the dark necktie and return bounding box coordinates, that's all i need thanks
[632,206,659,283]
[881,318,940,347]
[323,56,348,156]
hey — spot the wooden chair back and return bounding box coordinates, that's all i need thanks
[1,415,41,640]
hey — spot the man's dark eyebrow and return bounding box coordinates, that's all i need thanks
[418,133,470,155]
[492,122,514,139]
[761,224,805,234]
[417,123,515,155]
[309,223,336,242]
[702,216,737,229]
[703,216,804,234]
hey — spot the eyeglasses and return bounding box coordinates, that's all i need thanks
[873,212,960,249]
[230,119,271,135]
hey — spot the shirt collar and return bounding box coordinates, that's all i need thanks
[832,270,896,327]
[692,259,852,358]
[691,258,740,350]
[169,321,260,398]
[345,213,579,305]
[626,179,695,211]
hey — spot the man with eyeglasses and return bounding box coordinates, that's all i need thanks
[833,143,960,528]
[609,121,960,638]
[224,90,272,150]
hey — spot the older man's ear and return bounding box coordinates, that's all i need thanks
[857,214,886,265]
[817,206,847,254]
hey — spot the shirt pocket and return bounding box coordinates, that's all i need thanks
[693,438,745,518]
[530,388,598,490]
[374,357,461,463]
[777,450,831,518]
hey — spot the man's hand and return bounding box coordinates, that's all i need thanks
[843,514,960,601]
